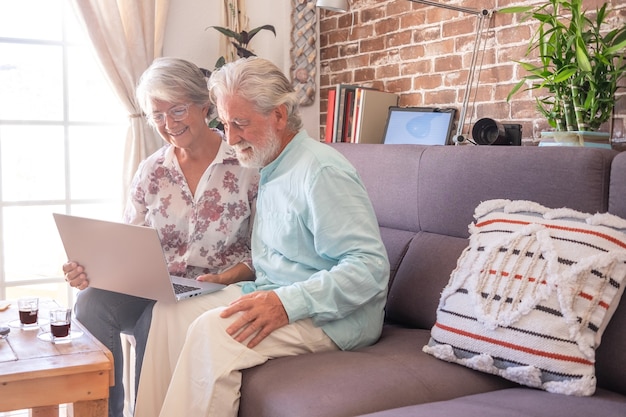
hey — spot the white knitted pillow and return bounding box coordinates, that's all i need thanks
[423,199,626,396]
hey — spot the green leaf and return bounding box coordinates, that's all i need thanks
[214,56,226,69]
[604,38,626,55]
[247,25,276,41]
[207,26,243,44]
[575,39,592,72]
[506,79,526,101]
[498,6,533,14]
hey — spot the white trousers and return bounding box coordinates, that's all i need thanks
[134,285,338,417]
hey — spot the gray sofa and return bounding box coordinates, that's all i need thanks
[238,144,626,417]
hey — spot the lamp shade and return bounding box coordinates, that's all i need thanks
[317,0,349,12]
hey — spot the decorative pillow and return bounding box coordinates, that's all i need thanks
[423,199,626,396]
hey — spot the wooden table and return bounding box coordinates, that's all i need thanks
[0,299,114,417]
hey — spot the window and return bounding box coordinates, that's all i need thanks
[0,0,127,306]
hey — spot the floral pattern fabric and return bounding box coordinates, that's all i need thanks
[123,136,259,278]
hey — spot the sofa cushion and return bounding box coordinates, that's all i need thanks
[378,226,415,286]
[423,199,626,396]
[356,387,626,417]
[595,284,626,395]
[385,232,469,329]
[238,326,515,417]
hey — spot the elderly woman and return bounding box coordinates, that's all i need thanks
[62,57,259,417]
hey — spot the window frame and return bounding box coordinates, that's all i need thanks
[0,1,126,305]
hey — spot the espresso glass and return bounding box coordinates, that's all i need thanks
[17,297,39,328]
[49,308,72,343]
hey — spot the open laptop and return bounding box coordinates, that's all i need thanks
[382,107,456,145]
[53,213,226,303]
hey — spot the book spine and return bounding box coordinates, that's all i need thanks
[352,88,363,143]
[342,89,355,142]
[332,85,342,142]
[324,89,336,143]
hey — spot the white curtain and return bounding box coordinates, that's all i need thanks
[69,0,171,197]
[220,0,249,61]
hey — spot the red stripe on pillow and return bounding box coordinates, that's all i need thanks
[484,269,610,310]
[434,321,594,366]
[476,218,626,249]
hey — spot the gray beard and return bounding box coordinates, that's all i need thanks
[235,129,282,168]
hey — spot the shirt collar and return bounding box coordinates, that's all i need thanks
[260,130,307,179]
[162,129,238,168]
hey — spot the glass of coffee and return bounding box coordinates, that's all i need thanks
[17,297,39,328]
[49,308,72,343]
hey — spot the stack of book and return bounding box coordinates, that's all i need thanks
[324,84,399,144]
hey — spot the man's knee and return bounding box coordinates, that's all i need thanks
[189,307,229,335]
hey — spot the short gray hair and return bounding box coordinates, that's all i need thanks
[136,57,211,115]
[208,57,303,132]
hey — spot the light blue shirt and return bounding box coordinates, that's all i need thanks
[241,131,390,350]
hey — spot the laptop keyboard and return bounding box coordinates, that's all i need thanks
[173,282,202,294]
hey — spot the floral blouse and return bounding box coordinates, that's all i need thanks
[123,136,259,278]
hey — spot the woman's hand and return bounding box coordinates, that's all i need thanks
[196,273,224,284]
[62,262,90,290]
[196,263,254,285]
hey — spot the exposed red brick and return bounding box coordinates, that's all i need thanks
[387,31,412,47]
[347,55,371,70]
[375,18,400,35]
[434,55,463,73]
[362,39,386,54]
[424,89,457,105]
[401,93,425,107]
[339,43,359,57]
[386,0,412,16]
[386,77,412,94]
[375,64,400,79]
[400,11,427,28]
[355,67,376,82]
[360,6,386,23]
[496,25,531,45]
[442,17,477,37]
[414,73,443,90]
[401,60,432,77]
[399,44,426,61]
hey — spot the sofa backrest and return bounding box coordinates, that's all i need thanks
[413,145,615,237]
[332,143,616,293]
[332,143,624,395]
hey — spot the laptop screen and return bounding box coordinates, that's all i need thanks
[382,107,456,145]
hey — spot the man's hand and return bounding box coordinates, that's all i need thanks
[220,291,289,349]
[62,262,89,290]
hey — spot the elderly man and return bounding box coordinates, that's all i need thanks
[134,57,389,417]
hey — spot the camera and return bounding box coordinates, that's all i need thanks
[471,118,522,146]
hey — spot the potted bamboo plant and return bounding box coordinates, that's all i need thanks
[504,0,626,146]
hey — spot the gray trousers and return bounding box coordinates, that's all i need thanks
[74,287,154,417]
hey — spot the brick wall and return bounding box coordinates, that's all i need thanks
[318,0,626,146]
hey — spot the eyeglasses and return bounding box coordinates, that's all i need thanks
[146,103,190,127]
